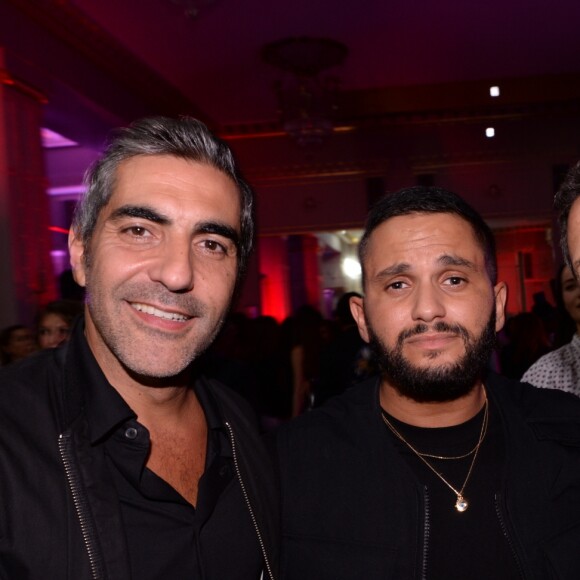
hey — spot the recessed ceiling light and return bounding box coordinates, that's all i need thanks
[489,86,500,97]
[486,127,495,138]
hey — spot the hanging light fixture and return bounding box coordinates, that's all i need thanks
[166,0,217,19]
[262,37,348,146]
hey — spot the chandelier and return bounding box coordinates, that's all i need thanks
[166,0,217,19]
[262,37,348,146]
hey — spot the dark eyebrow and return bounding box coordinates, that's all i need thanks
[438,254,477,270]
[196,221,240,249]
[108,207,240,249]
[375,263,411,280]
[109,205,169,224]
[374,254,476,281]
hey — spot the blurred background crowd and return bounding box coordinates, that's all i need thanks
[4,261,579,431]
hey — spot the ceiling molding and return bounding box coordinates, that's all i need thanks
[245,159,388,184]
[220,73,580,139]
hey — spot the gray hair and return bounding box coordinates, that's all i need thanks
[555,161,580,273]
[72,116,255,279]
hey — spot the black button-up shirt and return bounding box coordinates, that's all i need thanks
[78,335,262,579]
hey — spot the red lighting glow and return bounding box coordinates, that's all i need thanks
[49,226,70,234]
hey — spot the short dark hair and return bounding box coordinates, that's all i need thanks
[0,325,28,365]
[554,161,580,271]
[72,116,255,281]
[358,186,497,286]
[35,300,84,328]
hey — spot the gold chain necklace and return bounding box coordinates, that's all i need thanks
[407,401,489,460]
[381,390,488,513]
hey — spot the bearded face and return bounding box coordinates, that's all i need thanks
[366,313,497,402]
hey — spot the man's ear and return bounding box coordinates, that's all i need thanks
[493,281,508,332]
[68,228,87,288]
[349,295,370,343]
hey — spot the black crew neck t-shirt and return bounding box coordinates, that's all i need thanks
[383,400,521,579]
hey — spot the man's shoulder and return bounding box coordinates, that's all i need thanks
[279,377,379,440]
[488,371,580,420]
[524,343,575,373]
[0,349,62,400]
[0,349,66,444]
[197,375,260,431]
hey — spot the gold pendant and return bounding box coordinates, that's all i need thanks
[455,496,468,512]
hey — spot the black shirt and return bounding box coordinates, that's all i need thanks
[383,399,521,579]
[78,336,262,579]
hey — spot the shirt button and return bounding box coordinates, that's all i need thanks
[124,427,138,440]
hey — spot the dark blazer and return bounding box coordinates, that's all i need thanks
[0,320,279,580]
[277,373,580,579]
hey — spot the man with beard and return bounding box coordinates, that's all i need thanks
[276,187,580,579]
[0,117,278,579]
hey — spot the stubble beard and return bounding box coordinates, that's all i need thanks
[85,273,228,381]
[367,310,497,403]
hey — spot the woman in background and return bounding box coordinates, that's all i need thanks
[0,325,36,365]
[36,300,83,349]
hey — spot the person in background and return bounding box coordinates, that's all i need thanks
[314,291,370,406]
[498,311,551,379]
[531,290,559,342]
[522,265,580,395]
[555,159,580,279]
[0,324,36,365]
[0,116,278,579]
[36,299,83,349]
[288,305,325,417]
[277,186,580,579]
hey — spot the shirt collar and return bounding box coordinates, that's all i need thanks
[67,318,136,443]
[65,318,225,443]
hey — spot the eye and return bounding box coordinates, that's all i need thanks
[444,276,466,286]
[124,226,150,237]
[201,239,227,254]
[387,280,409,291]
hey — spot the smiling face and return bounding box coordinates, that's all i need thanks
[69,154,241,384]
[38,313,71,349]
[350,212,507,402]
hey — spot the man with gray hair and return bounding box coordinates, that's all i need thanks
[0,117,278,579]
[556,161,580,279]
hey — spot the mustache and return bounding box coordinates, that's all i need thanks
[397,321,470,347]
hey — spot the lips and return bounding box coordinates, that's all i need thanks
[405,332,458,349]
[130,302,191,322]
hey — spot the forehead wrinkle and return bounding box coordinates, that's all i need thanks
[372,253,478,283]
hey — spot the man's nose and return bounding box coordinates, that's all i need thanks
[411,283,446,323]
[148,236,194,292]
